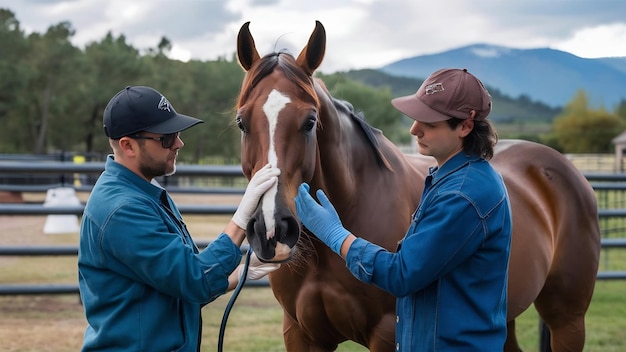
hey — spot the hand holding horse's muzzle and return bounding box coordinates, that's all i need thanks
[232,163,280,229]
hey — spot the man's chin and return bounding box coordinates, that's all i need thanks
[165,166,176,177]
[165,160,177,176]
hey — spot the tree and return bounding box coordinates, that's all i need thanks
[0,9,34,152]
[181,59,245,162]
[14,22,87,153]
[553,90,625,153]
[82,32,147,155]
[615,99,626,120]
[0,9,26,114]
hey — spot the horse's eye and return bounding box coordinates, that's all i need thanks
[236,115,246,132]
[304,116,316,132]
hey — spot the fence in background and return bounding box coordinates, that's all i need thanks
[1,160,625,295]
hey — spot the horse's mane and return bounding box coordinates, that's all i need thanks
[331,98,392,170]
[237,51,392,170]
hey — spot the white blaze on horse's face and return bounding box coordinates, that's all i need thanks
[261,89,290,244]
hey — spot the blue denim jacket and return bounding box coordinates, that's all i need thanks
[346,152,512,351]
[78,156,242,351]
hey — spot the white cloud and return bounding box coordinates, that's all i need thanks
[553,23,626,58]
[3,0,626,73]
[169,44,191,62]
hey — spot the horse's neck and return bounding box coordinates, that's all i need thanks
[311,92,370,208]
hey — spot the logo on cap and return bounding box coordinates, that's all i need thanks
[425,83,444,95]
[158,96,172,112]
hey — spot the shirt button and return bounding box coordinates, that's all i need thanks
[396,342,400,350]
[396,315,399,323]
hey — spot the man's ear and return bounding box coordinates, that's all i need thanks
[118,137,138,156]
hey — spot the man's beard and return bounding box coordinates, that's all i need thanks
[138,151,176,179]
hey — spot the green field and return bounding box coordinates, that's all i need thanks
[0,187,625,351]
[0,281,624,351]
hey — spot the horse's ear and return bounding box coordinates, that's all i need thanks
[237,21,261,71]
[296,20,326,76]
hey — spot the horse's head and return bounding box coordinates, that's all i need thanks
[235,21,326,262]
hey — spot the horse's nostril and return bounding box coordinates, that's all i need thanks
[279,217,300,248]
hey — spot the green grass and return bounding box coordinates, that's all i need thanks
[1,282,622,351]
[0,189,624,351]
[202,280,626,352]
[515,281,626,352]
[0,246,623,352]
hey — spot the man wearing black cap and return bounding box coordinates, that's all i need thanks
[294,69,512,351]
[78,86,280,351]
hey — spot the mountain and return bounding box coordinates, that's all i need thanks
[335,69,560,123]
[378,44,626,109]
[598,57,626,74]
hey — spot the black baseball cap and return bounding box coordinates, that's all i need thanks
[103,86,203,139]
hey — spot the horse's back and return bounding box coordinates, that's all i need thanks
[492,139,601,319]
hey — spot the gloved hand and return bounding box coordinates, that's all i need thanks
[236,252,281,280]
[232,164,280,229]
[294,183,350,256]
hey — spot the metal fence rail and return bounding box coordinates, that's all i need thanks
[0,161,243,176]
[0,243,269,295]
[0,161,246,193]
[1,161,625,295]
[0,239,622,293]
[0,161,257,295]
[0,203,238,215]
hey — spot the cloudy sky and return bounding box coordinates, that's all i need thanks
[3,0,626,73]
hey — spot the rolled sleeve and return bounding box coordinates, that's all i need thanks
[345,237,385,284]
[196,233,242,299]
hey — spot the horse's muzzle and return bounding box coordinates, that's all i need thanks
[246,206,300,262]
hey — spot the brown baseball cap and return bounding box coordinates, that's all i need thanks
[391,68,492,123]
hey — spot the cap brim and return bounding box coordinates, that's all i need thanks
[144,113,203,134]
[391,95,451,123]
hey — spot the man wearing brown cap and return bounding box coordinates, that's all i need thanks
[295,69,512,351]
[78,86,281,351]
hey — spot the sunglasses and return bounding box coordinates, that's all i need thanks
[128,132,179,149]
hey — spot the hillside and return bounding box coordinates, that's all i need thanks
[378,44,626,109]
[333,69,560,123]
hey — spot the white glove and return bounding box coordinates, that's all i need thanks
[236,252,281,280]
[232,164,280,229]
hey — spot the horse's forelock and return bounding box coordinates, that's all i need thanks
[278,55,320,107]
[236,52,320,110]
[236,54,276,109]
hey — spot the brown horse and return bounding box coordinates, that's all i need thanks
[235,21,601,352]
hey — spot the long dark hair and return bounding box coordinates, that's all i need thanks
[446,118,498,160]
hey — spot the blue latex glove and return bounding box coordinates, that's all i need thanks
[294,183,350,255]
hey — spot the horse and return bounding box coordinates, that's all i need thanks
[234,20,601,352]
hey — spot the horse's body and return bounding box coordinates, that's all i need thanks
[235,21,601,351]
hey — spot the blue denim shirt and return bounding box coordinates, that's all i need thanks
[78,155,242,351]
[346,152,512,351]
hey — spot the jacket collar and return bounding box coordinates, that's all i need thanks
[428,152,482,185]
[105,154,165,199]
